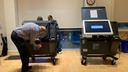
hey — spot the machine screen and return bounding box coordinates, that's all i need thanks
[83,20,113,35]
[81,7,107,20]
[91,25,103,29]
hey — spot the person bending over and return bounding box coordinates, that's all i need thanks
[11,22,46,72]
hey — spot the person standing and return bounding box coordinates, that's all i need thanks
[37,16,43,21]
[47,15,62,53]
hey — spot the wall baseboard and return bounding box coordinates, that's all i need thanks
[8,50,18,55]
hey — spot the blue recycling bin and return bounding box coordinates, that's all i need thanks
[121,40,128,53]
[71,31,80,45]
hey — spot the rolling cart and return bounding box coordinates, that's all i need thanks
[80,7,120,65]
[22,20,59,65]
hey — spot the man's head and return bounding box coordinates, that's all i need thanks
[48,15,53,21]
[37,16,43,21]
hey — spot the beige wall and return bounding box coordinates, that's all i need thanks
[101,0,128,22]
[17,0,117,28]
[96,0,115,20]
[0,0,4,53]
[4,0,17,51]
[18,0,83,28]
[0,0,4,25]
[115,0,128,22]
[0,0,6,35]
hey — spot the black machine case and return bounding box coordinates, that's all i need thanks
[22,20,59,65]
[80,7,120,65]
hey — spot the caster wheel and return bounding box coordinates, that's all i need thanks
[31,57,36,61]
[81,59,87,65]
[111,60,116,65]
[51,57,56,65]
[102,56,107,61]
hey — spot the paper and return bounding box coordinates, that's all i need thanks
[90,10,98,18]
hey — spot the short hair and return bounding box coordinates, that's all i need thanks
[37,16,43,21]
[48,15,53,21]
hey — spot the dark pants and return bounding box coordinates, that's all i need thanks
[57,33,62,53]
[11,31,30,72]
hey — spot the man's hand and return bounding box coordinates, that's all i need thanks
[35,44,42,49]
[40,26,46,32]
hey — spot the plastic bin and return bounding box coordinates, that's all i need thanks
[71,31,80,45]
[121,40,128,53]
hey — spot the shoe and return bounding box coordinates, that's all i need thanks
[21,66,32,72]
[0,55,7,57]
[58,51,63,54]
